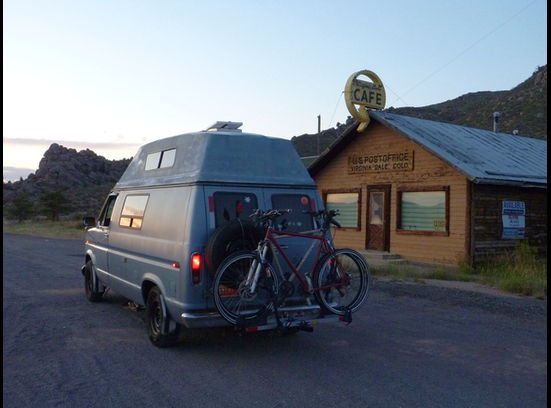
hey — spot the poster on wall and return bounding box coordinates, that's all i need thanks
[501,201,526,239]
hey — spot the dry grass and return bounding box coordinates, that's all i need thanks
[372,242,546,299]
[470,243,547,299]
[3,220,86,239]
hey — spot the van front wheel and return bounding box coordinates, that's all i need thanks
[146,286,179,348]
[84,260,105,302]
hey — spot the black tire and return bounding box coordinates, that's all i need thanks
[146,286,180,348]
[213,250,278,326]
[313,249,370,315]
[84,260,105,302]
[205,219,265,276]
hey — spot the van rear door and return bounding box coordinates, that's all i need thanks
[262,189,321,301]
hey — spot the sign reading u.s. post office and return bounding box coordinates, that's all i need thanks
[348,150,414,174]
[344,70,386,131]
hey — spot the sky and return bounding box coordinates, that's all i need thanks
[3,0,547,181]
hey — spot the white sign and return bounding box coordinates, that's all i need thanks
[501,201,526,239]
[502,215,525,228]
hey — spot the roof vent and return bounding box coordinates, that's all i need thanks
[206,121,243,132]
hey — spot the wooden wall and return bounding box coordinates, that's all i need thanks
[471,184,547,263]
[314,122,470,264]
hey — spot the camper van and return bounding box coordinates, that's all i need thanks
[82,122,334,346]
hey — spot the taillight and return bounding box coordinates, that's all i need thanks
[191,253,202,284]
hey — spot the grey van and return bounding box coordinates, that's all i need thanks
[82,122,334,347]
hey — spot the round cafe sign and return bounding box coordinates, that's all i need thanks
[344,70,386,131]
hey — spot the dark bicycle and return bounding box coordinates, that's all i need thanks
[212,208,370,328]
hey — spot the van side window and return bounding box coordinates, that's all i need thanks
[98,195,118,227]
[271,194,314,232]
[145,148,176,170]
[213,192,258,227]
[119,195,149,229]
[159,149,176,168]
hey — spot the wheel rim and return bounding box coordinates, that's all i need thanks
[214,253,276,325]
[149,299,162,336]
[317,252,368,313]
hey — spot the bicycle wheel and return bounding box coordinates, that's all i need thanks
[213,250,279,326]
[313,249,370,315]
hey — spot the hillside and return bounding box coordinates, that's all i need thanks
[292,65,547,157]
[3,144,131,218]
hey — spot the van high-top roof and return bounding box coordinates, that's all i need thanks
[115,129,316,189]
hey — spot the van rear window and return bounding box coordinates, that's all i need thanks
[214,192,258,227]
[271,194,314,232]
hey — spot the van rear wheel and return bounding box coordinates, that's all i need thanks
[146,286,180,348]
[84,260,105,302]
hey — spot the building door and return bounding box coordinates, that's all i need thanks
[366,185,391,251]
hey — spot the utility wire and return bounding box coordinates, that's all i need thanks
[384,84,410,107]
[389,0,539,106]
[328,91,344,128]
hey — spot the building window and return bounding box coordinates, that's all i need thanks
[145,148,176,170]
[324,190,360,229]
[397,187,449,234]
[119,194,149,229]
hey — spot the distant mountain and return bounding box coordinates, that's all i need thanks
[291,117,355,159]
[3,143,131,218]
[292,65,547,158]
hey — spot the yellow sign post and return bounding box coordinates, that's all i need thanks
[344,70,386,131]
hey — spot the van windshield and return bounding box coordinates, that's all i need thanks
[214,192,258,227]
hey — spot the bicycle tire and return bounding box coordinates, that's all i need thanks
[213,250,279,326]
[313,248,370,315]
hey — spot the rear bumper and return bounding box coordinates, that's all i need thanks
[180,304,339,329]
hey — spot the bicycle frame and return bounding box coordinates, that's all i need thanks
[255,226,337,293]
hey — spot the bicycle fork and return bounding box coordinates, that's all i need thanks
[244,243,270,295]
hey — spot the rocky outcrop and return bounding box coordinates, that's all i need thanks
[3,144,131,218]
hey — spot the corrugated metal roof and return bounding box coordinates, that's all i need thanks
[116,131,316,189]
[310,112,547,187]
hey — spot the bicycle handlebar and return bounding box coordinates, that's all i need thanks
[251,208,342,229]
[302,209,341,229]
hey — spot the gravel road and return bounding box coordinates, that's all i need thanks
[3,233,547,408]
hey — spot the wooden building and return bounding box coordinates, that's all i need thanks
[309,112,547,265]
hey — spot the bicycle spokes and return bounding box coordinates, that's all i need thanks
[313,249,369,315]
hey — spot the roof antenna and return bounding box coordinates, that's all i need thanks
[493,112,501,133]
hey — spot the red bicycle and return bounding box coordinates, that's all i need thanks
[212,208,370,327]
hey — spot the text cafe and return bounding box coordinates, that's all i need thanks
[308,70,547,265]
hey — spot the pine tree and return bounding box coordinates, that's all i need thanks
[8,192,34,222]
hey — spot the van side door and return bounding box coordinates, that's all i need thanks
[87,194,118,285]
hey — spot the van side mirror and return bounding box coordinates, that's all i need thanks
[83,216,96,228]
